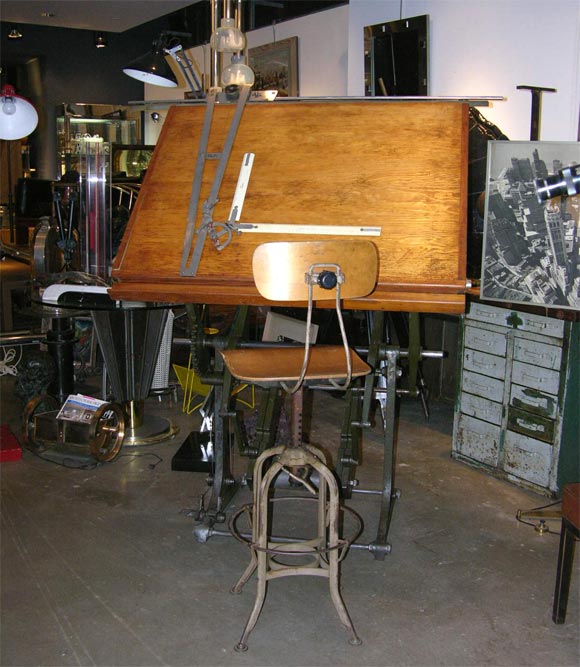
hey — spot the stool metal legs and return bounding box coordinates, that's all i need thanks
[231,444,361,651]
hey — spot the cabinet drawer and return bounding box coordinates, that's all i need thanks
[464,325,507,357]
[512,361,560,395]
[516,312,565,339]
[467,302,565,339]
[467,302,510,327]
[464,348,506,380]
[462,370,504,402]
[454,413,500,467]
[513,338,562,370]
[460,392,503,425]
[510,384,558,419]
[507,407,555,444]
[503,430,552,488]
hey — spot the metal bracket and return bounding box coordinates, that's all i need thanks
[180,86,252,277]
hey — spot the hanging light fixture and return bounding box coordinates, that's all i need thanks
[0,85,39,140]
[94,32,107,49]
[210,17,245,53]
[221,54,255,87]
[209,1,254,90]
[8,24,22,40]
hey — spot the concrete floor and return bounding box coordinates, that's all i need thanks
[1,377,578,667]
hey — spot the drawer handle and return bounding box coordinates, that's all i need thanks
[526,321,548,332]
[516,418,545,433]
[473,360,496,370]
[520,349,549,361]
[473,337,493,347]
[522,372,543,383]
[469,382,489,392]
[473,312,499,322]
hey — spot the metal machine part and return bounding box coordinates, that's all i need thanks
[22,394,125,462]
[184,305,443,559]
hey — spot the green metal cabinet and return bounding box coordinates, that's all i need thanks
[452,302,579,496]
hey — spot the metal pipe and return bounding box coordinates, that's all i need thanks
[210,0,220,88]
[207,527,376,551]
[235,0,242,30]
[0,331,45,345]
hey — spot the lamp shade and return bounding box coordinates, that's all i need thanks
[123,49,178,87]
[0,85,39,140]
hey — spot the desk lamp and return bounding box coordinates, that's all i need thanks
[0,85,38,140]
[123,32,204,98]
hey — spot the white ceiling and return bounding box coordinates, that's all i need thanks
[0,0,196,33]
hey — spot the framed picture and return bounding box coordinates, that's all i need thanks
[480,140,580,310]
[248,37,299,97]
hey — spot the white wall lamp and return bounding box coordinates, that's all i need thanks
[0,84,39,140]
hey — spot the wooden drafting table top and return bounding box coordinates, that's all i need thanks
[111,98,469,313]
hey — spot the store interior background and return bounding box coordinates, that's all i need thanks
[1,0,579,184]
[0,2,579,665]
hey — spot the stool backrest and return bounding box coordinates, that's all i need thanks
[252,240,378,302]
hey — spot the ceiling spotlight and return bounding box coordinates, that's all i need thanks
[8,24,22,39]
[94,32,108,48]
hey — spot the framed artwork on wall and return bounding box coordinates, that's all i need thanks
[480,140,580,310]
[248,37,299,97]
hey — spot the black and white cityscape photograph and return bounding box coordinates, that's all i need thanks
[481,141,580,310]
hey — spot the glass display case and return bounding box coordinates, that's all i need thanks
[54,104,153,280]
[56,103,142,178]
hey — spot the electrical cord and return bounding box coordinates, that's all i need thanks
[116,452,163,469]
[24,445,163,470]
[25,444,101,470]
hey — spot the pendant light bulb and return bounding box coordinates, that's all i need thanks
[0,84,39,140]
[221,55,255,87]
[2,98,17,115]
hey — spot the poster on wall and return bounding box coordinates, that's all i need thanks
[480,141,580,310]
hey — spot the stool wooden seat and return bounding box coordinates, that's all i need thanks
[220,345,370,384]
[553,483,580,623]
[223,240,377,651]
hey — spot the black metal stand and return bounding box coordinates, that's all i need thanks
[46,317,76,403]
[516,85,557,140]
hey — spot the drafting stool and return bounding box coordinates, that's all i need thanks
[553,483,580,623]
[221,240,378,652]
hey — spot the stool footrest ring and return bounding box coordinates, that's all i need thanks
[229,495,363,560]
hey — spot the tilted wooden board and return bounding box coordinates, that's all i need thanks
[111,99,469,313]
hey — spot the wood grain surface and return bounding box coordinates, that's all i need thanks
[111,100,469,313]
